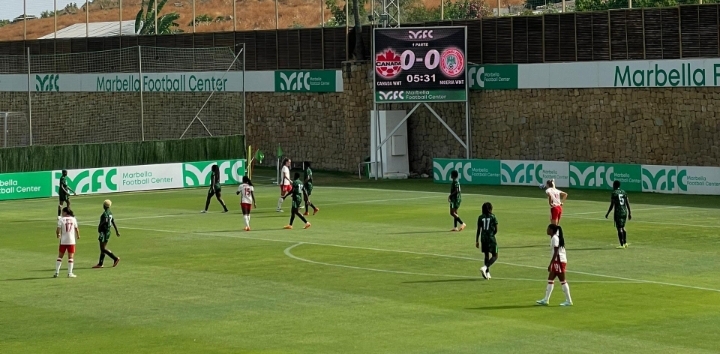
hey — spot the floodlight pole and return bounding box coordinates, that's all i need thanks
[27,47,33,146]
[3,113,7,148]
[242,44,246,139]
[86,0,90,37]
[154,0,158,35]
[138,46,145,141]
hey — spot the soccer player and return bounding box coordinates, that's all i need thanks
[93,200,120,268]
[284,172,311,230]
[476,202,498,280]
[303,162,319,216]
[277,158,292,212]
[55,207,79,278]
[202,164,229,213]
[605,180,632,249]
[545,179,567,225]
[237,176,257,231]
[448,170,466,231]
[58,169,76,218]
[536,224,573,306]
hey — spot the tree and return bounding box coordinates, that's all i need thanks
[444,0,492,20]
[135,0,181,35]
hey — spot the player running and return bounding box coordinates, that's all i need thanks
[448,170,466,231]
[303,162,319,216]
[277,158,292,212]
[545,179,567,225]
[605,180,632,249]
[284,172,311,230]
[237,176,257,231]
[93,200,120,268]
[58,169,76,218]
[477,202,498,280]
[55,207,79,278]
[536,224,573,307]
[202,164,229,213]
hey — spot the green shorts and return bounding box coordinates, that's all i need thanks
[59,194,69,204]
[98,231,111,243]
[304,183,313,196]
[481,236,498,254]
[449,200,461,210]
[292,198,303,209]
[614,214,627,228]
[208,184,222,195]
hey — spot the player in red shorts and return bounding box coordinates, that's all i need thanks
[237,176,257,231]
[544,179,567,225]
[55,207,80,278]
[536,224,573,306]
[276,158,292,212]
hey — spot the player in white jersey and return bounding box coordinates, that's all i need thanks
[277,158,292,212]
[237,176,257,231]
[544,179,568,225]
[536,224,573,306]
[55,207,80,278]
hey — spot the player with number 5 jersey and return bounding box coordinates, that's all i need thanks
[237,176,257,231]
[605,180,633,249]
[55,207,80,278]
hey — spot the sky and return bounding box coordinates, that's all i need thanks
[0,0,79,21]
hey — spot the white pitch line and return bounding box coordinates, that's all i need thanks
[561,215,720,229]
[566,206,681,215]
[284,243,637,284]
[118,225,720,293]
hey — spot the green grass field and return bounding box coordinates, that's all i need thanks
[2,169,720,354]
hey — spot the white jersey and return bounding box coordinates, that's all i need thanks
[546,187,563,207]
[238,183,254,204]
[57,216,78,245]
[550,233,567,263]
[281,166,291,186]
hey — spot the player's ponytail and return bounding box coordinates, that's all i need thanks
[557,226,565,248]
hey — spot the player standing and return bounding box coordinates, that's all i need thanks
[536,224,573,306]
[476,202,498,280]
[93,200,120,268]
[202,164,229,213]
[545,179,567,225]
[58,169,76,218]
[237,176,257,231]
[303,162,319,216]
[55,207,79,278]
[605,180,632,249]
[449,170,466,231]
[284,172,311,230]
[277,158,292,212]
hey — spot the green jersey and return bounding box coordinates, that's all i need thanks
[98,209,113,233]
[450,180,461,202]
[304,167,313,184]
[292,179,304,203]
[478,213,498,238]
[611,189,628,216]
[59,176,69,196]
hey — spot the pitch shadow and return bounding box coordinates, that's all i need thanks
[465,305,539,311]
[403,278,480,284]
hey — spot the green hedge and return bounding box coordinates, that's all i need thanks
[0,135,245,173]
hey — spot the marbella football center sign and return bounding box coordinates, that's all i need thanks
[374,27,468,103]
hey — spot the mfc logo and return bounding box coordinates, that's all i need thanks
[183,160,245,187]
[467,66,484,88]
[36,74,60,92]
[501,162,538,184]
[642,167,687,192]
[279,72,310,91]
[569,165,613,188]
[54,169,118,194]
[408,30,433,39]
[433,161,472,182]
[378,91,404,101]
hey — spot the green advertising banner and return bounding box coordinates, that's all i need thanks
[0,171,53,201]
[569,162,642,191]
[375,89,467,102]
[468,64,519,90]
[432,159,501,185]
[183,160,246,187]
[275,71,337,92]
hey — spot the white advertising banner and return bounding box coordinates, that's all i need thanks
[679,166,720,195]
[641,165,679,194]
[500,160,569,187]
[51,163,183,196]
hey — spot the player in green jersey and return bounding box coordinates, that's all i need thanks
[605,180,633,249]
[284,172,311,230]
[93,200,121,268]
[476,202,499,280]
[448,170,466,231]
[58,169,76,218]
[302,162,319,216]
[202,164,229,213]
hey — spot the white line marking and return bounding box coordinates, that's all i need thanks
[566,206,681,215]
[561,215,720,229]
[119,225,720,293]
[283,243,636,284]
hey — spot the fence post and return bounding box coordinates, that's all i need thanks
[27,47,33,146]
[138,46,145,141]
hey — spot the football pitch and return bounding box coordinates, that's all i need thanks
[2,169,720,354]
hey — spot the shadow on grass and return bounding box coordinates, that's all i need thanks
[3,277,54,281]
[569,247,610,251]
[387,230,450,235]
[403,278,481,284]
[465,305,539,311]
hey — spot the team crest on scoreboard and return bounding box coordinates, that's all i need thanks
[440,48,464,78]
[375,49,402,79]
